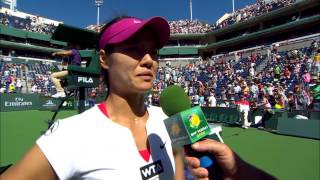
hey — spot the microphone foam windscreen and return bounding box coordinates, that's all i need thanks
[160,85,191,116]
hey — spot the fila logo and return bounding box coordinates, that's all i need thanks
[140,160,164,180]
[78,77,93,83]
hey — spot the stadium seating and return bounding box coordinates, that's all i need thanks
[166,0,298,34]
[0,11,56,35]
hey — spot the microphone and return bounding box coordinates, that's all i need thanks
[160,85,216,168]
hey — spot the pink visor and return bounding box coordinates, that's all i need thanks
[99,16,170,49]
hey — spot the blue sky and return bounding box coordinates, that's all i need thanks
[17,0,256,28]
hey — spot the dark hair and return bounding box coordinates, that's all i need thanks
[97,15,132,93]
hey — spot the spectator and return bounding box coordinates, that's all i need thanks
[218,98,228,107]
[235,95,250,129]
[312,52,320,76]
[274,89,286,109]
[5,74,13,93]
[249,66,255,77]
[293,85,306,111]
[273,65,281,81]
[192,93,200,106]
[287,91,295,111]
[31,83,39,93]
[88,89,97,108]
[256,94,272,129]
[199,93,205,107]
[310,79,320,110]
[310,40,319,56]
[302,70,311,88]
[15,78,22,93]
[250,82,259,101]
[229,97,237,108]
[147,93,153,105]
[9,82,15,93]
[207,92,217,107]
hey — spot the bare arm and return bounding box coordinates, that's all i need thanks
[52,50,73,57]
[0,144,58,180]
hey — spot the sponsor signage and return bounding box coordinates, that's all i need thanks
[0,94,39,111]
[70,75,99,87]
[61,99,75,110]
[0,94,94,112]
[78,77,94,83]
[39,97,75,111]
[39,97,60,110]
[42,100,57,107]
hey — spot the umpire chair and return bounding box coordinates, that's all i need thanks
[50,24,100,118]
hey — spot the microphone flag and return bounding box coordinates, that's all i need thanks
[164,105,211,147]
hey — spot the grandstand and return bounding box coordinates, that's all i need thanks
[0,7,60,35]
[1,0,319,119]
[159,0,320,60]
[1,0,320,179]
[0,0,319,115]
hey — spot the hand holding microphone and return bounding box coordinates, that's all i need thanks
[159,85,276,180]
[159,85,222,178]
[185,139,238,180]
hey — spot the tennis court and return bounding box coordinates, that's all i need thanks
[1,110,319,179]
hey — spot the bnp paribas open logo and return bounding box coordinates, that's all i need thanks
[188,114,201,129]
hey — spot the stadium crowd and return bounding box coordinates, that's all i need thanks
[1,0,298,35]
[167,0,297,34]
[0,61,57,95]
[27,63,56,96]
[0,62,23,93]
[1,40,319,114]
[150,41,320,114]
[0,11,56,35]
[213,0,297,30]
[169,19,212,34]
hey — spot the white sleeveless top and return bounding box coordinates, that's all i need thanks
[37,105,175,180]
